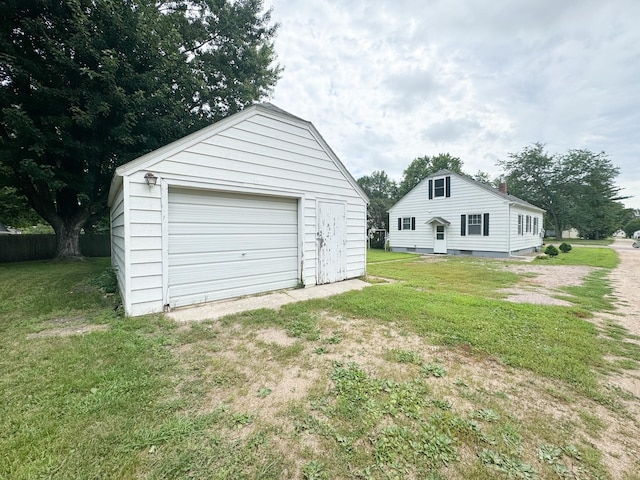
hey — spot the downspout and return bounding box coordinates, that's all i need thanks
[507,202,513,257]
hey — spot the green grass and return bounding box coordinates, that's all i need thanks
[545,238,613,246]
[0,260,287,479]
[536,246,618,268]
[1,248,638,479]
[366,248,420,263]
[556,269,616,312]
[325,285,605,394]
[368,256,520,297]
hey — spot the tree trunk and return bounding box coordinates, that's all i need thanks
[51,216,89,259]
[552,213,563,240]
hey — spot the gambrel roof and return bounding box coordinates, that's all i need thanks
[108,102,368,206]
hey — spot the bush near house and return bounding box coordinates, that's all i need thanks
[545,245,559,257]
[559,242,572,253]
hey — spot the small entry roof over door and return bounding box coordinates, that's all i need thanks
[426,217,451,226]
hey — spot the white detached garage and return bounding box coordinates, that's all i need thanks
[108,103,368,317]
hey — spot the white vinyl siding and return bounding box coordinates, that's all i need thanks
[510,207,543,253]
[108,105,367,316]
[389,171,544,256]
[110,185,126,300]
[127,180,163,315]
[153,113,366,287]
[390,174,508,253]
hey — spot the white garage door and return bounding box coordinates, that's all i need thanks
[168,188,299,308]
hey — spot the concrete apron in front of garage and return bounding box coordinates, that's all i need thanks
[167,279,370,323]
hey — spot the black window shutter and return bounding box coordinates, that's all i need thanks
[398,218,402,230]
[445,176,451,197]
[483,213,490,236]
[411,217,416,230]
[428,179,433,199]
[461,214,466,236]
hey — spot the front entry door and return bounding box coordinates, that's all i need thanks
[316,201,346,284]
[433,224,447,254]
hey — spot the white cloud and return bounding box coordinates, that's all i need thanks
[264,0,640,209]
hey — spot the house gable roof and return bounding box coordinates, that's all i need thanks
[108,103,368,205]
[390,169,545,213]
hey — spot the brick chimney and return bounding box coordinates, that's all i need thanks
[498,181,507,194]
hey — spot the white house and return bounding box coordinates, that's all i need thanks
[107,103,368,317]
[388,170,544,257]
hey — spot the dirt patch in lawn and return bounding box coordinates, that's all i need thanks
[499,264,594,306]
[166,243,640,478]
[27,317,109,338]
[170,305,640,478]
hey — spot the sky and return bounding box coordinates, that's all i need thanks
[261,0,640,210]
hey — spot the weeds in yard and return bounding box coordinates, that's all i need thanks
[2,247,638,479]
[286,312,321,340]
[422,363,448,378]
[386,348,424,365]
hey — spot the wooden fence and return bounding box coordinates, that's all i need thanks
[0,234,111,263]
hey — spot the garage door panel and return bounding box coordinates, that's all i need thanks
[170,191,296,211]
[169,256,298,286]
[170,272,299,308]
[169,222,297,236]
[169,233,298,254]
[168,246,298,268]
[169,205,297,225]
[168,188,299,306]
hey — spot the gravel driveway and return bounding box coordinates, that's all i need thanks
[606,238,640,338]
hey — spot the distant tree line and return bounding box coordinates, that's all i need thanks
[357,144,636,241]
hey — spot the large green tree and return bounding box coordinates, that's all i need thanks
[624,217,640,238]
[357,170,397,232]
[398,153,463,197]
[561,149,626,239]
[499,143,626,239]
[0,186,42,227]
[0,0,280,257]
[498,143,567,237]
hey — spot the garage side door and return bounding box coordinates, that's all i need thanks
[168,188,299,308]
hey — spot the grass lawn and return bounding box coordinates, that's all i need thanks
[1,249,639,479]
[544,238,614,246]
[366,248,420,263]
[536,246,619,268]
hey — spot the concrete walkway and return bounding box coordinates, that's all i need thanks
[167,278,370,323]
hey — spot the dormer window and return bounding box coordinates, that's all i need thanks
[428,176,451,199]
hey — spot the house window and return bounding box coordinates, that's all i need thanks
[526,215,532,233]
[461,213,489,236]
[518,215,523,235]
[436,225,444,240]
[533,217,539,235]
[428,176,451,199]
[398,217,416,230]
[468,214,482,235]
